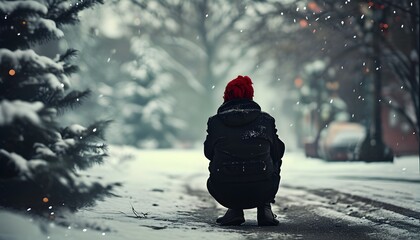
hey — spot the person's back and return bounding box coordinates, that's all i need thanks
[204,75,285,226]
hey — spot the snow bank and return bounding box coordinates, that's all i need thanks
[281,152,420,212]
[0,210,110,240]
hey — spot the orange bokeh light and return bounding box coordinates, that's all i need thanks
[380,23,389,29]
[9,69,16,76]
[42,197,49,203]
[326,81,339,90]
[299,19,308,28]
[308,2,321,13]
[294,77,304,88]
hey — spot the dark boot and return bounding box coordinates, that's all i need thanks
[216,209,245,226]
[257,203,279,226]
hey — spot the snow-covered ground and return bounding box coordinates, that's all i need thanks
[282,151,420,212]
[1,146,419,239]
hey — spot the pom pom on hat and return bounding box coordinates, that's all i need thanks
[223,75,254,102]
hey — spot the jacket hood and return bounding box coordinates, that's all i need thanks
[217,99,261,127]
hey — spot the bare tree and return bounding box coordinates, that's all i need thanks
[250,0,418,158]
[126,0,255,93]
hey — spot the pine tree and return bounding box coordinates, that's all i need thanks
[0,0,113,212]
[61,9,185,148]
[120,50,184,148]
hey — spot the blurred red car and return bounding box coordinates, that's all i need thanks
[317,122,366,161]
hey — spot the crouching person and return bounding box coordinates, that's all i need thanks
[204,75,285,226]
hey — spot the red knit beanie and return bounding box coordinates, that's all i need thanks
[223,75,254,102]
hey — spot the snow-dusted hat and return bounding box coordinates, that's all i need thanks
[223,75,254,102]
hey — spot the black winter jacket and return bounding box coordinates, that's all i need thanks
[204,99,285,183]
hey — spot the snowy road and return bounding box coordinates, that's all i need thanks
[1,146,419,240]
[184,149,420,240]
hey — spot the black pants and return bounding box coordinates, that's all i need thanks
[207,174,280,209]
